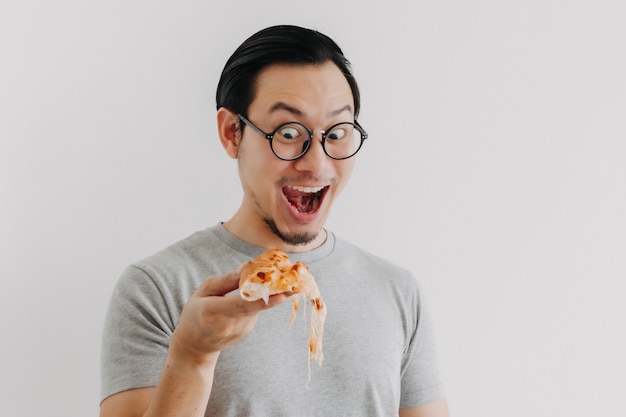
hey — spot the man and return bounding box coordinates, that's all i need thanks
[100,25,449,417]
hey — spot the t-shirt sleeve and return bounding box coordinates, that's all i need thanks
[100,265,175,402]
[399,283,446,408]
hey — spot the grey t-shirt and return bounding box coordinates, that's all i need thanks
[101,224,445,416]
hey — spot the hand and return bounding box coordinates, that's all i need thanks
[167,270,290,368]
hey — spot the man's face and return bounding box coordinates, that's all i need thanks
[236,62,357,249]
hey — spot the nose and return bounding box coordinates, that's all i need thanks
[292,132,329,172]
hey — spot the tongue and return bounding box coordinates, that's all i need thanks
[291,196,316,213]
[284,188,320,214]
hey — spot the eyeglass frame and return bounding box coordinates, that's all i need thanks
[236,114,368,161]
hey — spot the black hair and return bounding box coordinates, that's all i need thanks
[216,25,360,118]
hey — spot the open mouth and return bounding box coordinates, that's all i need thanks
[282,185,328,214]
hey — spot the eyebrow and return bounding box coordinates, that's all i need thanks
[268,102,353,118]
[329,104,353,117]
[268,102,303,116]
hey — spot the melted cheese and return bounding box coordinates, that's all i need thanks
[239,248,327,379]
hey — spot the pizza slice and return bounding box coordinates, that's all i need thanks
[239,248,326,374]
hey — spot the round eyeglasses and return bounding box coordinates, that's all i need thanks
[237,114,368,161]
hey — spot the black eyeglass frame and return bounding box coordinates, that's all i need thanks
[237,114,368,161]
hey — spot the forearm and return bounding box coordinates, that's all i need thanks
[143,352,219,417]
[399,398,449,417]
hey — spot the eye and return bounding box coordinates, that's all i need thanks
[277,126,302,140]
[327,127,348,140]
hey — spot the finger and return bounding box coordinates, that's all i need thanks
[208,291,293,317]
[266,292,295,306]
[240,292,293,311]
[194,271,240,297]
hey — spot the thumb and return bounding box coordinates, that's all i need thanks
[194,271,241,297]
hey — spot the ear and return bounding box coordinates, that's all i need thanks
[217,107,241,159]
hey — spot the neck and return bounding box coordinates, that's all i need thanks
[222,214,327,253]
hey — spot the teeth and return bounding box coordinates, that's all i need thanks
[289,185,325,193]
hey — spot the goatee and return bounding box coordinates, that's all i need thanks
[264,218,319,246]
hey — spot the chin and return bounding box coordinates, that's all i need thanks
[264,218,322,246]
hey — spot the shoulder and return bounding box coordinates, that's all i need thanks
[112,227,224,305]
[311,234,422,308]
[133,227,217,274]
[330,235,416,282]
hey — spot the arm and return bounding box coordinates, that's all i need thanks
[100,271,290,417]
[399,398,450,417]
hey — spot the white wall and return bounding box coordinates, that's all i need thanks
[2,1,624,416]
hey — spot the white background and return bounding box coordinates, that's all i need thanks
[1,1,625,416]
